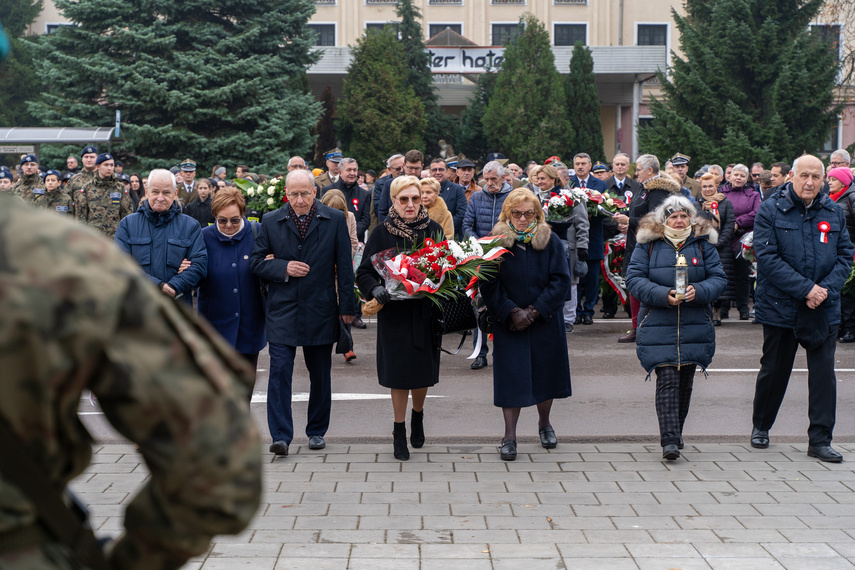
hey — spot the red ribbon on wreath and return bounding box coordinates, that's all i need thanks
[818,221,830,244]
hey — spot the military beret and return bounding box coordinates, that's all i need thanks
[95,153,114,165]
[591,161,608,173]
[0,170,13,180]
[61,172,75,181]
[670,153,691,166]
[44,169,61,180]
[118,173,131,182]
[81,146,98,156]
[21,154,38,165]
[180,158,196,172]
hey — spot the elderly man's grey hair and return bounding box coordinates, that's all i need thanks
[386,153,405,167]
[339,157,358,169]
[635,154,660,174]
[482,160,505,177]
[731,164,750,176]
[286,168,316,188]
[831,149,851,165]
[792,155,826,178]
[654,195,697,226]
[613,153,630,162]
[147,169,176,190]
[708,164,723,177]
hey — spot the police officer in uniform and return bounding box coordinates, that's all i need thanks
[11,154,44,202]
[33,169,75,217]
[66,145,99,197]
[314,148,342,189]
[75,153,134,239]
[0,192,262,569]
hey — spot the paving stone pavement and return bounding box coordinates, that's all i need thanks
[72,442,855,569]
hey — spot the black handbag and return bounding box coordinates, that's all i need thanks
[434,293,477,335]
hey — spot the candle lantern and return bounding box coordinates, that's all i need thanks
[674,254,688,300]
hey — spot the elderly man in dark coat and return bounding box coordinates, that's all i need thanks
[750,155,853,463]
[251,169,356,457]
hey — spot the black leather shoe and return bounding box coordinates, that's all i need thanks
[499,439,517,461]
[539,426,557,449]
[269,441,289,456]
[582,315,593,325]
[712,319,721,327]
[410,410,425,449]
[838,330,855,343]
[352,317,367,329]
[807,445,843,463]
[739,311,750,320]
[602,312,615,319]
[617,330,636,343]
[471,356,488,370]
[750,427,769,449]
[573,315,582,325]
[662,444,680,460]
[308,435,326,450]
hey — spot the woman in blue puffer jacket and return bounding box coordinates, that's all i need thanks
[626,196,727,461]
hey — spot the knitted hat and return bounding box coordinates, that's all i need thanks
[828,166,853,188]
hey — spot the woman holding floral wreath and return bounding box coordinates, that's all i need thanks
[356,175,445,461]
[481,188,572,461]
[626,195,726,461]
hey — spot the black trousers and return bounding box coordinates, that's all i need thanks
[752,324,838,446]
[840,292,855,335]
[733,256,752,314]
[655,365,696,447]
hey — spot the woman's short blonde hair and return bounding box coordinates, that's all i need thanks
[419,177,441,194]
[529,164,560,185]
[320,188,347,214]
[211,187,246,217]
[499,189,545,224]
[390,175,421,200]
[699,173,716,184]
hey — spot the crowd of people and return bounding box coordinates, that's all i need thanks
[4,144,855,464]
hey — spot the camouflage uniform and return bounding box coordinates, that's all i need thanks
[75,173,135,239]
[33,188,75,217]
[66,169,96,198]
[0,193,261,569]
[10,172,45,202]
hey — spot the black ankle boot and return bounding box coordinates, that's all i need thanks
[393,422,409,460]
[410,410,425,449]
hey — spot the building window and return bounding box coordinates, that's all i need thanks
[638,117,655,130]
[308,24,335,47]
[811,24,841,65]
[492,23,522,45]
[637,24,667,46]
[820,122,841,154]
[45,23,75,34]
[429,24,463,38]
[554,24,586,46]
[366,22,400,35]
[428,0,463,4]
[491,0,525,3]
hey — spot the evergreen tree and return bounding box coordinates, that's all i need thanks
[395,0,454,156]
[313,86,337,168]
[456,70,497,165]
[482,14,573,165]
[565,42,605,163]
[0,0,44,128]
[638,0,841,166]
[30,0,322,171]
[337,27,426,171]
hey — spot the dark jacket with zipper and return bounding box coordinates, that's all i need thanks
[626,215,726,374]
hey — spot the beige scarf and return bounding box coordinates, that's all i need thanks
[664,225,692,249]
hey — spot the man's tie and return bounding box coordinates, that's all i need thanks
[581,179,586,189]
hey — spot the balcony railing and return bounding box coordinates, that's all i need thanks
[491,0,525,4]
[429,0,463,4]
[554,0,586,4]
[315,0,336,4]
[365,0,398,4]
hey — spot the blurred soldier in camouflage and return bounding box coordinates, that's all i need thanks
[11,154,44,202]
[33,169,74,217]
[75,153,134,239]
[0,193,262,569]
[66,145,99,198]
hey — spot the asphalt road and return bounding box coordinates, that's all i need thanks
[80,312,855,446]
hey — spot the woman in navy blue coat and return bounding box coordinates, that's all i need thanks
[197,188,267,373]
[626,196,726,461]
[481,189,572,461]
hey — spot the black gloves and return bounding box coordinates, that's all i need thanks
[577,249,589,262]
[372,286,391,305]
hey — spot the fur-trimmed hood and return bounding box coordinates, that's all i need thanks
[641,172,682,194]
[491,220,553,250]
[635,213,718,245]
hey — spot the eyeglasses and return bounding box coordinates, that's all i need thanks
[287,192,314,200]
[217,217,241,225]
[510,210,536,220]
[389,165,404,173]
[430,167,446,172]
[830,160,848,167]
[397,196,421,204]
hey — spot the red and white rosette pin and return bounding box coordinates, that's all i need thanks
[625,190,633,205]
[818,221,831,244]
[710,201,718,215]
[352,198,359,211]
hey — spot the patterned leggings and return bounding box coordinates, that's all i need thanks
[655,365,696,447]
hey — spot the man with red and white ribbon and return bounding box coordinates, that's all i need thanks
[751,154,854,463]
